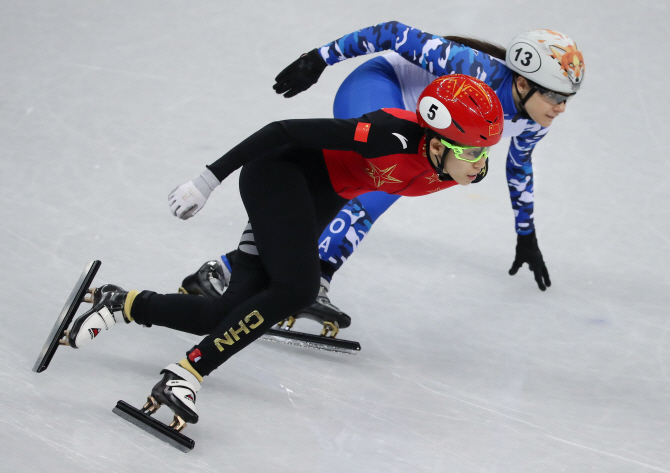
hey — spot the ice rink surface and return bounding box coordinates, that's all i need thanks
[2,1,669,471]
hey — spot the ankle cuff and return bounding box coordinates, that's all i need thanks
[178,358,204,384]
[123,290,139,322]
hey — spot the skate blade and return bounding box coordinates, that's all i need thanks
[113,400,194,452]
[33,260,101,373]
[261,328,360,355]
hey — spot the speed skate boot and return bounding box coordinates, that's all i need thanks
[178,259,230,297]
[65,284,134,348]
[279,278,351,338]
[142,363,201,430]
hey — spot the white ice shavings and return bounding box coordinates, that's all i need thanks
[280,384,296,403]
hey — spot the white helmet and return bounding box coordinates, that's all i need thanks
[506,29,585,94]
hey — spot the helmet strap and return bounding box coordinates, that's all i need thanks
[512,75,537,122]
[425,131,454,181]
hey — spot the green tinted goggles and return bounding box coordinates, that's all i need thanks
[440,139,490,163]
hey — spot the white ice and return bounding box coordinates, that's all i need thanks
[1,1,669,472]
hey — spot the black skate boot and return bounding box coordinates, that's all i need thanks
[113,362,201,451]
[66,284,131,348]
[178,260,230,297]
[280,281,351,337]
[264,280,360,353]
[143,363,201,428]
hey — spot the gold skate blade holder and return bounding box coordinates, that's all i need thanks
[58,330,71,346]
[141,396,161,415]
[83,287,96,304]
[177,287,188,295]
[169,415,187,432]
[277,316,297,329]
[321,321,339,338]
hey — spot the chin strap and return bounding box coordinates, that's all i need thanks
[425,132,454,182]
[512,77,537,123]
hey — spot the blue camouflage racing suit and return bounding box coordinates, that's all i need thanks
[315,21,549,278]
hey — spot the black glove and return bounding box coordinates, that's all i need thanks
[273,49,327,98]
[508,231,551,291]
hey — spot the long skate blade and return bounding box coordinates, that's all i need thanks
[261,328,361,355]
[113,400,194,452]
[32,260,102,373]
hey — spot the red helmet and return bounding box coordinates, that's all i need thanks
[416,75,503,147]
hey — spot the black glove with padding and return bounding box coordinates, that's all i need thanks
[508,231,551,291]
[273,49,327,98]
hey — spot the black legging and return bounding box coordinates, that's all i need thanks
[132,150,348,376]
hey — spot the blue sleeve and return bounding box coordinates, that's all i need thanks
[505,125,550,235]
[318,21,508,90]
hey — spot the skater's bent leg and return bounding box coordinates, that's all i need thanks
[184,156,345,376]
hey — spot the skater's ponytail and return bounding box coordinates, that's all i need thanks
[443,36,506,61]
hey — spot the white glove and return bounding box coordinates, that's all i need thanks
[168,168,220,220]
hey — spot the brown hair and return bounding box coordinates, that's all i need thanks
[443,36,506,61]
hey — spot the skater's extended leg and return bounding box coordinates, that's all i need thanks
[132,250,269,336]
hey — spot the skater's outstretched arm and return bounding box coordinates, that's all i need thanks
[505,124,552,291]
[168,114,387,221]
[273,21,507,98]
